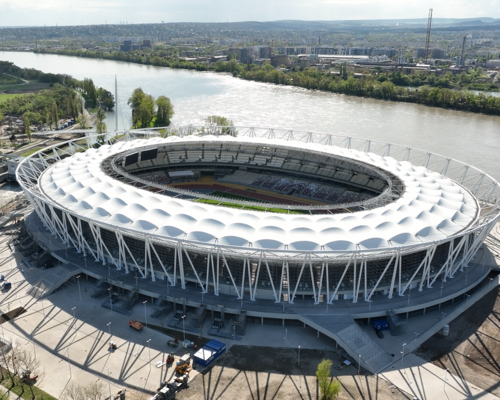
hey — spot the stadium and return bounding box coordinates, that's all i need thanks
[16,125,500,311]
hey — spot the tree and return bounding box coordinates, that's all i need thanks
[155,95,174,127]
[62,381,105,400]
[0,113,4,125]
[23,116,31,142]
[204,115,237,136]
[77,113,89,129]
[96,108,106,123]
[97,87,115,110]
[137,94,155,128]
[51,102,59,129]
[316,359,341,400]
[128,87,146,127]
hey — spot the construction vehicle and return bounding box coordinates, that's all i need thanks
[175,363,191,375]
[166,353,175,364]
[150,374,189,400]
[167,338,178,347]
[129,319,143,331]
[175,354,191,375]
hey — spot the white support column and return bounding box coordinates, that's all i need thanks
[325,261,330,304]
[239,258,247,300]
[388,251,400,299]
[176,243,185,289]
[285,261,291,303]
[429,240,456,287]
[182,247,205,292]
[250,256,262,301]
[149,239,173,285]
[278,261,286,302]
[367,254,396,301]
[205,251,211,293]
[308,258,317,304]
[330,254,355,303]
[353,259,364,304]
[220,251,241,298]
[144,237,156,282]
[247,258,253,299]
[317,261,326,305]
[215,250,220,296]
[400,247,433,294]
[262,254,279,303]
[441,158,451,175]
[290,258,308,304]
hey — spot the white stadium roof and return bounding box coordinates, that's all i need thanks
[39,135,478,252]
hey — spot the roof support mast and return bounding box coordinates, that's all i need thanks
[424,8,433,64]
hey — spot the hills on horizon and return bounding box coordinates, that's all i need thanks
[0,17,499,30]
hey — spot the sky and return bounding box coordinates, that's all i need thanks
[0,0,499,26]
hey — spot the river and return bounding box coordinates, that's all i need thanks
[1,51,500,181]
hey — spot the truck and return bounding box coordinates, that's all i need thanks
[129,319,143,331]
[149,374,189,400]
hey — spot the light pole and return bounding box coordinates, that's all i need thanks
[71,306,76,320]
[147,339,152,366]
[358,354,361,375]
[466,294,470,303]
[284,328,287,349]
[298,346,300,365]
[143,300,148,327]
[233,325,236,347]
[31,334,36,357]
[67,347,72,378]
[76,275,81,301]
[108,287,113,313]
[107,367,112,400]
[401,343,407,368]
[107,322,112,338]
[442,312,446,321]
[182,315,186,342]
[443,368,449,390]
[414,332,419,341]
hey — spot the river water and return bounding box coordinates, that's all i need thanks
[1,51,499,180]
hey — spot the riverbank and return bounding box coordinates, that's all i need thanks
[33,47,500,117]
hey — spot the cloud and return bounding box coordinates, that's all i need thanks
[0,0,499,26]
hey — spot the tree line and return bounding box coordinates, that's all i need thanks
[33,48,500,116]
[0,62,117,140]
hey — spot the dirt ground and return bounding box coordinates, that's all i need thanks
[415,285,500,397]
[177,346,411,400]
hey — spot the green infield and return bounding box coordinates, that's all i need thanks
[195,195,308,214]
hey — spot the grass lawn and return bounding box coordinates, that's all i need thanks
[21,147,43,157]
[0,93,25,102]
[195,197,307,214]
[0,375,57,400]
[0,82,50,92]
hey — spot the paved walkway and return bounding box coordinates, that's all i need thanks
[381,353,500,400]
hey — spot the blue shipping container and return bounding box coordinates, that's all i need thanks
[194,340,226,367]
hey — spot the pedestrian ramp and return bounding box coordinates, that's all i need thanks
[298,313,394,374]
[26,263,82,299]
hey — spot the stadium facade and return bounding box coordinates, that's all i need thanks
[16,126,500,309]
